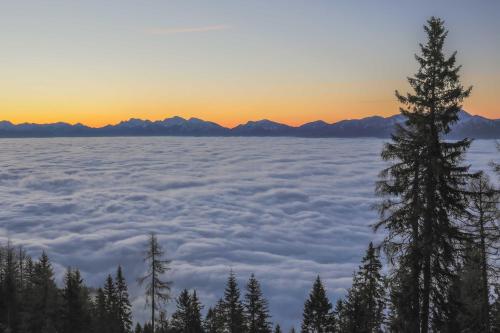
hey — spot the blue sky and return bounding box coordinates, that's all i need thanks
[1,0,499,125]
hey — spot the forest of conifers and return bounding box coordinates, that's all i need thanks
[1,16,499,333]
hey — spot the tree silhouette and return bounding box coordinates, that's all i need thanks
[138,233,173,333]
[376,16,474,333]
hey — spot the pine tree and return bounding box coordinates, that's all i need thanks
[338,247,387,333]
[30,252,59,333]
[204,299,225,333]
[223,271,247,333]
[189,290,204,333]
[333,300,346,332]
[19,254,35,333]
[116,266,133,333]
[105,274,119,332]
[138,233,173,333]
[358,242,385,333]
[376,17,474,333]
[1,242,19,332]
[244,274,272,333]
[93,287,108,333]
[453,247,486,331]
[171,289,192,332]
[301,276,334,333]
[60,268,92,333]
[466,173,499,333]
[274,324,282,333]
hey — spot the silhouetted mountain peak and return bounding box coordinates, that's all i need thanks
[300,120,330,129]
[0,110,498,138]
[117,118,152,128]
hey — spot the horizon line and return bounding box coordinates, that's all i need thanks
[1,113,407,129]
[0,109,489,129]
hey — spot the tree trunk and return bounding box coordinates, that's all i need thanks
[152,242,156,333]
[410,162,422,333]
[479,206,491,333]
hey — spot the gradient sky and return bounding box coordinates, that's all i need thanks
[1,0,499,127]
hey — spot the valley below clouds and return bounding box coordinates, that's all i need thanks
[0,137,497,328]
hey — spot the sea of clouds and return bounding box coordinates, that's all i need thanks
[0,137,497,329]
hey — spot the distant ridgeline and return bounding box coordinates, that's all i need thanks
[0,110,499,139]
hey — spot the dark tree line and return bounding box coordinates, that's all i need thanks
[1,16,499,333]
[0,245,132,333]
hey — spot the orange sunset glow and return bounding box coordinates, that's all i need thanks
[1,1,499,127]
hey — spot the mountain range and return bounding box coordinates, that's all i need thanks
[1,111,499,139]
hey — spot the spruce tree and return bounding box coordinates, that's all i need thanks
[60,268,92,333]
[453,247,486,331]
[30,252,59,333]
[1,242,19,332]
[339,244,385,333]
[223,271,247,333]
[333,299,346,332]
[301,276,334,333]
[353,243,386,332]
[138,233,173,333]
[204,299,225,333]
[244,274,272,333]
[171,289,192,332]
[189,290,204,333]
[105,274,120,332]
[466,173,499,333]
[376,17,474,333]
[116,266,133,333]
[93,287,108,333]
[274,324,282,333]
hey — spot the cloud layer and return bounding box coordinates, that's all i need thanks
[0,137,496,329]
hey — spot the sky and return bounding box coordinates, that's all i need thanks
[1,0,499,127]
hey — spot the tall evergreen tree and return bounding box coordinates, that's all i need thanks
[171,289,192,332]
[301,276,334,333]
[94,287,108,333]
[171,289,203,333]
[244,274,272,333]
[274,324,282,333]
[466,173,499,333]
[189,290,204,333]
[340,243,386,333]
[60,268,92,333]
[333,300,346,332]
[356,243,386,332]
[104,274,121,333]
[223,271,247,333]
[115,266,133,333]
[138,233,173,333]
[30,252,59,333]
[444,246,487,332]
[376,17,474,333]
[0,242,19,332]
[204,299,225,333]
